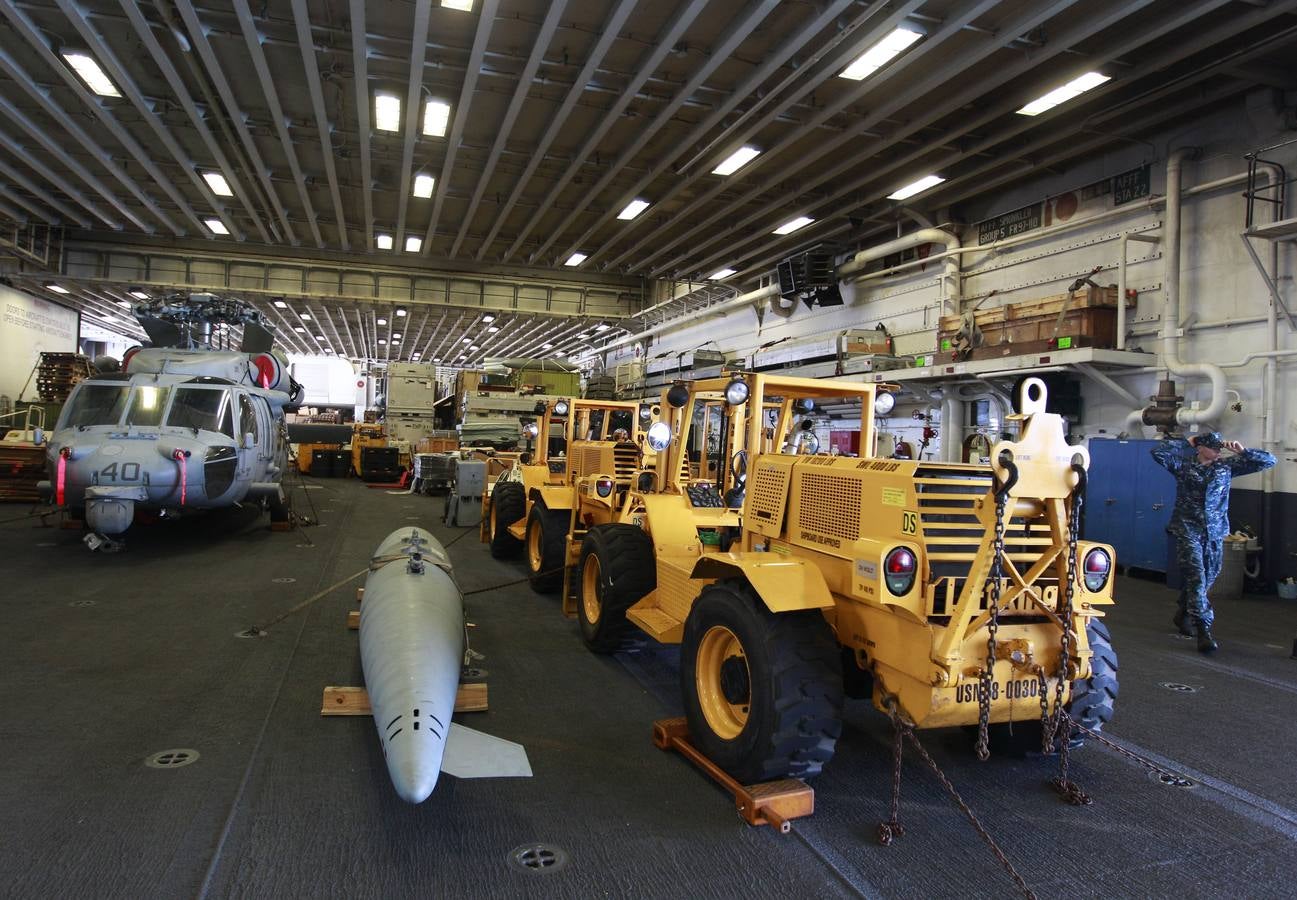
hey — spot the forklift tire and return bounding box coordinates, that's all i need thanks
[681,581,843,783]
[526,502,568,594]
[578,524,655,653]
[986,618,1119,755]
[488,482,526,559]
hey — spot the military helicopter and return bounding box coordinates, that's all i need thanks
[42,292,304,551]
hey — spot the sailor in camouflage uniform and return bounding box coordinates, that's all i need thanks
[1150,432,1275,652]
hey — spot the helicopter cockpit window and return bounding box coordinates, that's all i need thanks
[238,395,259,442]
[125,385,172,427]
[166,387,234,437]
[63,384,129,427]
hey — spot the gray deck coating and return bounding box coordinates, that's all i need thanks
[2,477,1296,899]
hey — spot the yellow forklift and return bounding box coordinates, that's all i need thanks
[481,398,646,592]
[568,373,1118,783]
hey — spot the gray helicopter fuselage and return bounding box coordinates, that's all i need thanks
[46,371,289,534]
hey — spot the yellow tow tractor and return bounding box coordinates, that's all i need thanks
[482,397,646,592]
[571,373,1118,783]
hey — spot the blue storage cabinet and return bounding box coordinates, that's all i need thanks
[1085,439,1176,571]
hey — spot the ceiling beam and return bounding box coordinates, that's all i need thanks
[448,0,567,259]
[350,0,374,251]
[0,140,119,229]
[117,0,272,242]
[393,0,433,250]
[171,1,298,243]
[421,0,500,253]
[0,48,178,233]
[0,156,91,227]
[46,0,241,239]
[501,0,711,263]
[526,0,778,268]
[290,0,350,250]
[473,0,638,262]
[589,0,929,270]
[230,0,323,247]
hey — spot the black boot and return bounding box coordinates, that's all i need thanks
[1196,624,1218,654]
[1173,609,1194,637]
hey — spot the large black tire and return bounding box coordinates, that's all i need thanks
[1064,617,1119,744]
[525,501,568,594]
[578,524,655,652]
[681,581,843,783]
[987,618,1119,754]
[488,482,526,559]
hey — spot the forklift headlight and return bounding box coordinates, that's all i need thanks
[724,376,749,407]
[639,404,652,422]
[874,392,895,416]
[647,421,672,452]
[522,422,540,439]
[553,400,570,416]
[595,476,614,498]
[884,547,917,596]
[1082,548,1111,591]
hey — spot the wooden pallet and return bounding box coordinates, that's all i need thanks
[652,718,813,833]
[321,683,487,716]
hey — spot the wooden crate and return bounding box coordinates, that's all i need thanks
[939,285,1128,353]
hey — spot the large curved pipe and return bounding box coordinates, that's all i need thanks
[838,227,962,315]
[1138,148,1229,427]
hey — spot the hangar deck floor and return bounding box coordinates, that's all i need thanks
[2,477,1296,900]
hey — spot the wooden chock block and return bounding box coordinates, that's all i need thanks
[347,610,359,630]
[356,587,364,603]
[651,717,812,834]
[321,682,488,716]
[270,520,295,532]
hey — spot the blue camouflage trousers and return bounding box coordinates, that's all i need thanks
[1174,530,1221,629]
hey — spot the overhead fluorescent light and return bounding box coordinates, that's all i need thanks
[45,283,69,294]
[117,300,134,309]
[392,332,402,339]
[461,338,471,343]
[594,324,611,332]
[839,27,922,81]
[61,52,120,98]
[709,268,736,280]
[300,313,311,320]
[711,145,761,176]
[294,326,306,333]
[378,338,387,345]
[441,0,474,10]
[541,343,554,350]
[405,236,422,252]
[413,174,435,198]
[392,339,400,345]
[324,348,334,354]
[617,198,650,220]
[376,233,393,250]
[469,344,479,350]
[773,216,814,235]
[129,290,150,300]
[481,314,495,322]
[487,325,499,333]
[423,100,451,137]
[315,334,325,341]
[564,252,587,266]
[376,317,387,325]
[374,93,401,132]
[202,172,233,196]
[1017,71,1111,116]
[396,308,407,317]
[274,300,288,308]
[204,218,229,235]
[887,174,945,200]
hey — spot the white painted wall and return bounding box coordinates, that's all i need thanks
[0,284,79,402]
[617,92,1297,493]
